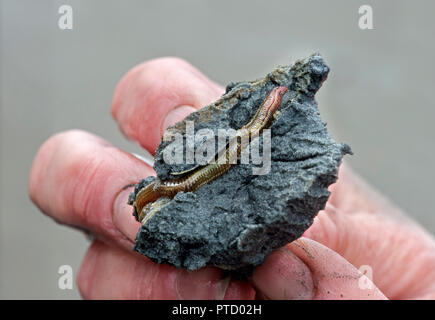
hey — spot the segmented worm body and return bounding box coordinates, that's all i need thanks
[133,86,288,222]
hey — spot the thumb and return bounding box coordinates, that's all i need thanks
[252,237,387,300]
[111,57,224,155]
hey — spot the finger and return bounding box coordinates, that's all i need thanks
[289,238,387,299]
[303,204,435,299]
[111,57,224,154]
[252,237,387,300]
[29,129,152,249]
[251,247,314,300]
[328,163,406,218]
[77,240,256,300]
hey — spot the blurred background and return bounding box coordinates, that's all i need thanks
[1,0,434,299]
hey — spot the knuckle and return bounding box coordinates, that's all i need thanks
[141,56,193,74]
[30,129,112,226]
[77,263,91,299]
[77,241,102,299]
[29,130,94,207]
[136,57,195,93]
[64,147,110,227]
[111,58,194,122]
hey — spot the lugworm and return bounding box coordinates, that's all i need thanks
[132,86,288,223]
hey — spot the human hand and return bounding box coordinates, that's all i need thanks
[29,58,435,299]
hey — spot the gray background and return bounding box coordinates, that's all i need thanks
[1,0,434,299]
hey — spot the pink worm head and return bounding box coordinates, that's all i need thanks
[267,86,288,113]
[274,86,288,96]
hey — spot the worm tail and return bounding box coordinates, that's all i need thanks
[134,181,160,221]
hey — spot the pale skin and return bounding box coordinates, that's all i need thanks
[29,57,435,299]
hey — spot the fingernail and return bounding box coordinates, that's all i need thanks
[252,247,314,300]
[113,188,141,243]
[162,105,197,134]
[175,267,230,300]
